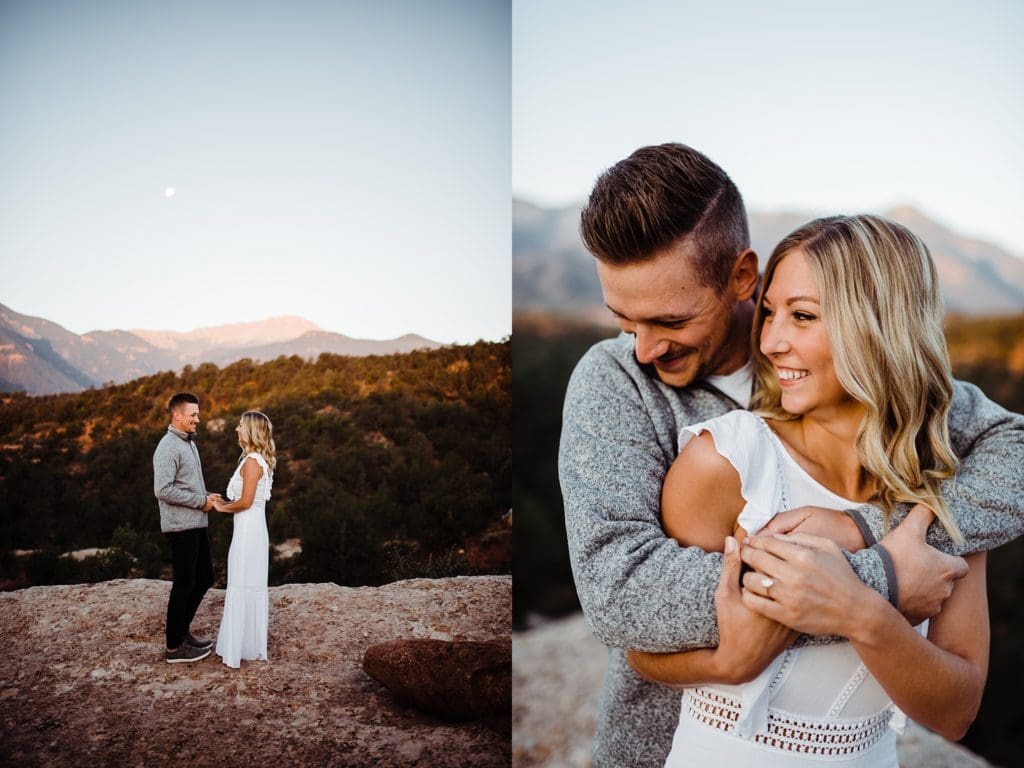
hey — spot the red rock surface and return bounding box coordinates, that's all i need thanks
[1,576,510,767]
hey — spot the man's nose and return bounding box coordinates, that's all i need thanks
[634,325,670,364]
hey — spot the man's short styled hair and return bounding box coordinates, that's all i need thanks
[167,392,200,415]
[579,143,750,292]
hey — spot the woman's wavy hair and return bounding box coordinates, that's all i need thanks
[237,410,276,477]
[749,214,962,542]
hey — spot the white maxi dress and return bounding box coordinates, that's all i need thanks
[215,452,271,668]
[664,409,924,768]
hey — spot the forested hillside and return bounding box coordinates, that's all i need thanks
[944,313,1024,407]
[0,341,510,588]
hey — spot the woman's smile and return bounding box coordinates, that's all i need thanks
[777,367,810,385]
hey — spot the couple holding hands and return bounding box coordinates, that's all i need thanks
[153,394,275,668]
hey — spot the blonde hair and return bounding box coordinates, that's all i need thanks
[237,410,276,477]
[750,214,962,543]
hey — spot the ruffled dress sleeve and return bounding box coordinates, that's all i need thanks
[226,453,273,502]
[678,410,785,536]
[246,452,273,501]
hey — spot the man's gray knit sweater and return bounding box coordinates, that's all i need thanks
[560,333,1024,768]
[154,426,209,533]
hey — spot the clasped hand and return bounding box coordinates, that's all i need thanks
[737,504,968,635]
[711,536,798,684]
[204,493,227,512]
[713,506,868,657]
[739,531,869,637]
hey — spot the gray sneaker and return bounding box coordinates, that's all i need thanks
[186,633,213,650]
[166,644,212,664]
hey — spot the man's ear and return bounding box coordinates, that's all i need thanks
[731,248,759,302]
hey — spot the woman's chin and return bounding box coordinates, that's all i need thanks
[779,393,813,415]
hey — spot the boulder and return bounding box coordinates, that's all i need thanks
[364,638,511,720]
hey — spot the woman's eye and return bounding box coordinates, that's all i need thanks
[794,312,816,321]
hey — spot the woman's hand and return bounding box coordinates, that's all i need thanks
[758,506,867,551]
[740,531,874,636]
[710,536,798,683]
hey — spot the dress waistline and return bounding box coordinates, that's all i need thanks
[684,687,893,758]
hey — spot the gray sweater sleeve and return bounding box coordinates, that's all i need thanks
[561,342,892,654]
[560,350,722,653]
[852,379,1024,554]
[153,441,207,510]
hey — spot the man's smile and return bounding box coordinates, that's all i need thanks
[653,349,692,371]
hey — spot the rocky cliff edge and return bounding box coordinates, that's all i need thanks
[1,576,511,767]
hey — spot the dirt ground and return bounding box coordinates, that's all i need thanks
[0,576,511,767]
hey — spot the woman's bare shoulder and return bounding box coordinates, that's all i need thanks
[678,429,737,475]
[241,455,265,477]
[662,430,743,550]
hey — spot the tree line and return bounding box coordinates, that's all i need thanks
[0,341,510,589]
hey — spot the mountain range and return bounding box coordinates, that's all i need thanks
[0,307,441,395]
[514,199,1024,320]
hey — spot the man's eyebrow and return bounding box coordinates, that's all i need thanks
[605,304,697,324]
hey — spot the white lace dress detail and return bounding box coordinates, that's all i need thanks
[663,410,912,767]
[215,452,272,668]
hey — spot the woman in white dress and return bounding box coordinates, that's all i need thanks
[628,215,988,766]
[213,410,274,668]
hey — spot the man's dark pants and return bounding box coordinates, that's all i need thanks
[165,527,215,649]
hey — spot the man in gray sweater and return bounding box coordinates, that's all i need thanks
[154,392,221,663]
[560,143,1024,766]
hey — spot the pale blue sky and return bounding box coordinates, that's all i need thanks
[1,0,510,343]
[513,0,1024,257]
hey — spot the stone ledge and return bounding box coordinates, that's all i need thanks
[1,576,511,767]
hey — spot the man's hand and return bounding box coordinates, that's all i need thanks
[711,536,797,683]
[740,532,876,637]
[203,493,222,512]
[880,504,968,624]
[759,506,866,552]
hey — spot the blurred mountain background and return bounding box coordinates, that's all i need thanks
[0,307,443,396]
[514,199,1024,318]
[513,198,1024,766]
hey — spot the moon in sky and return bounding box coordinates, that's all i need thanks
[164,187,175,198]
